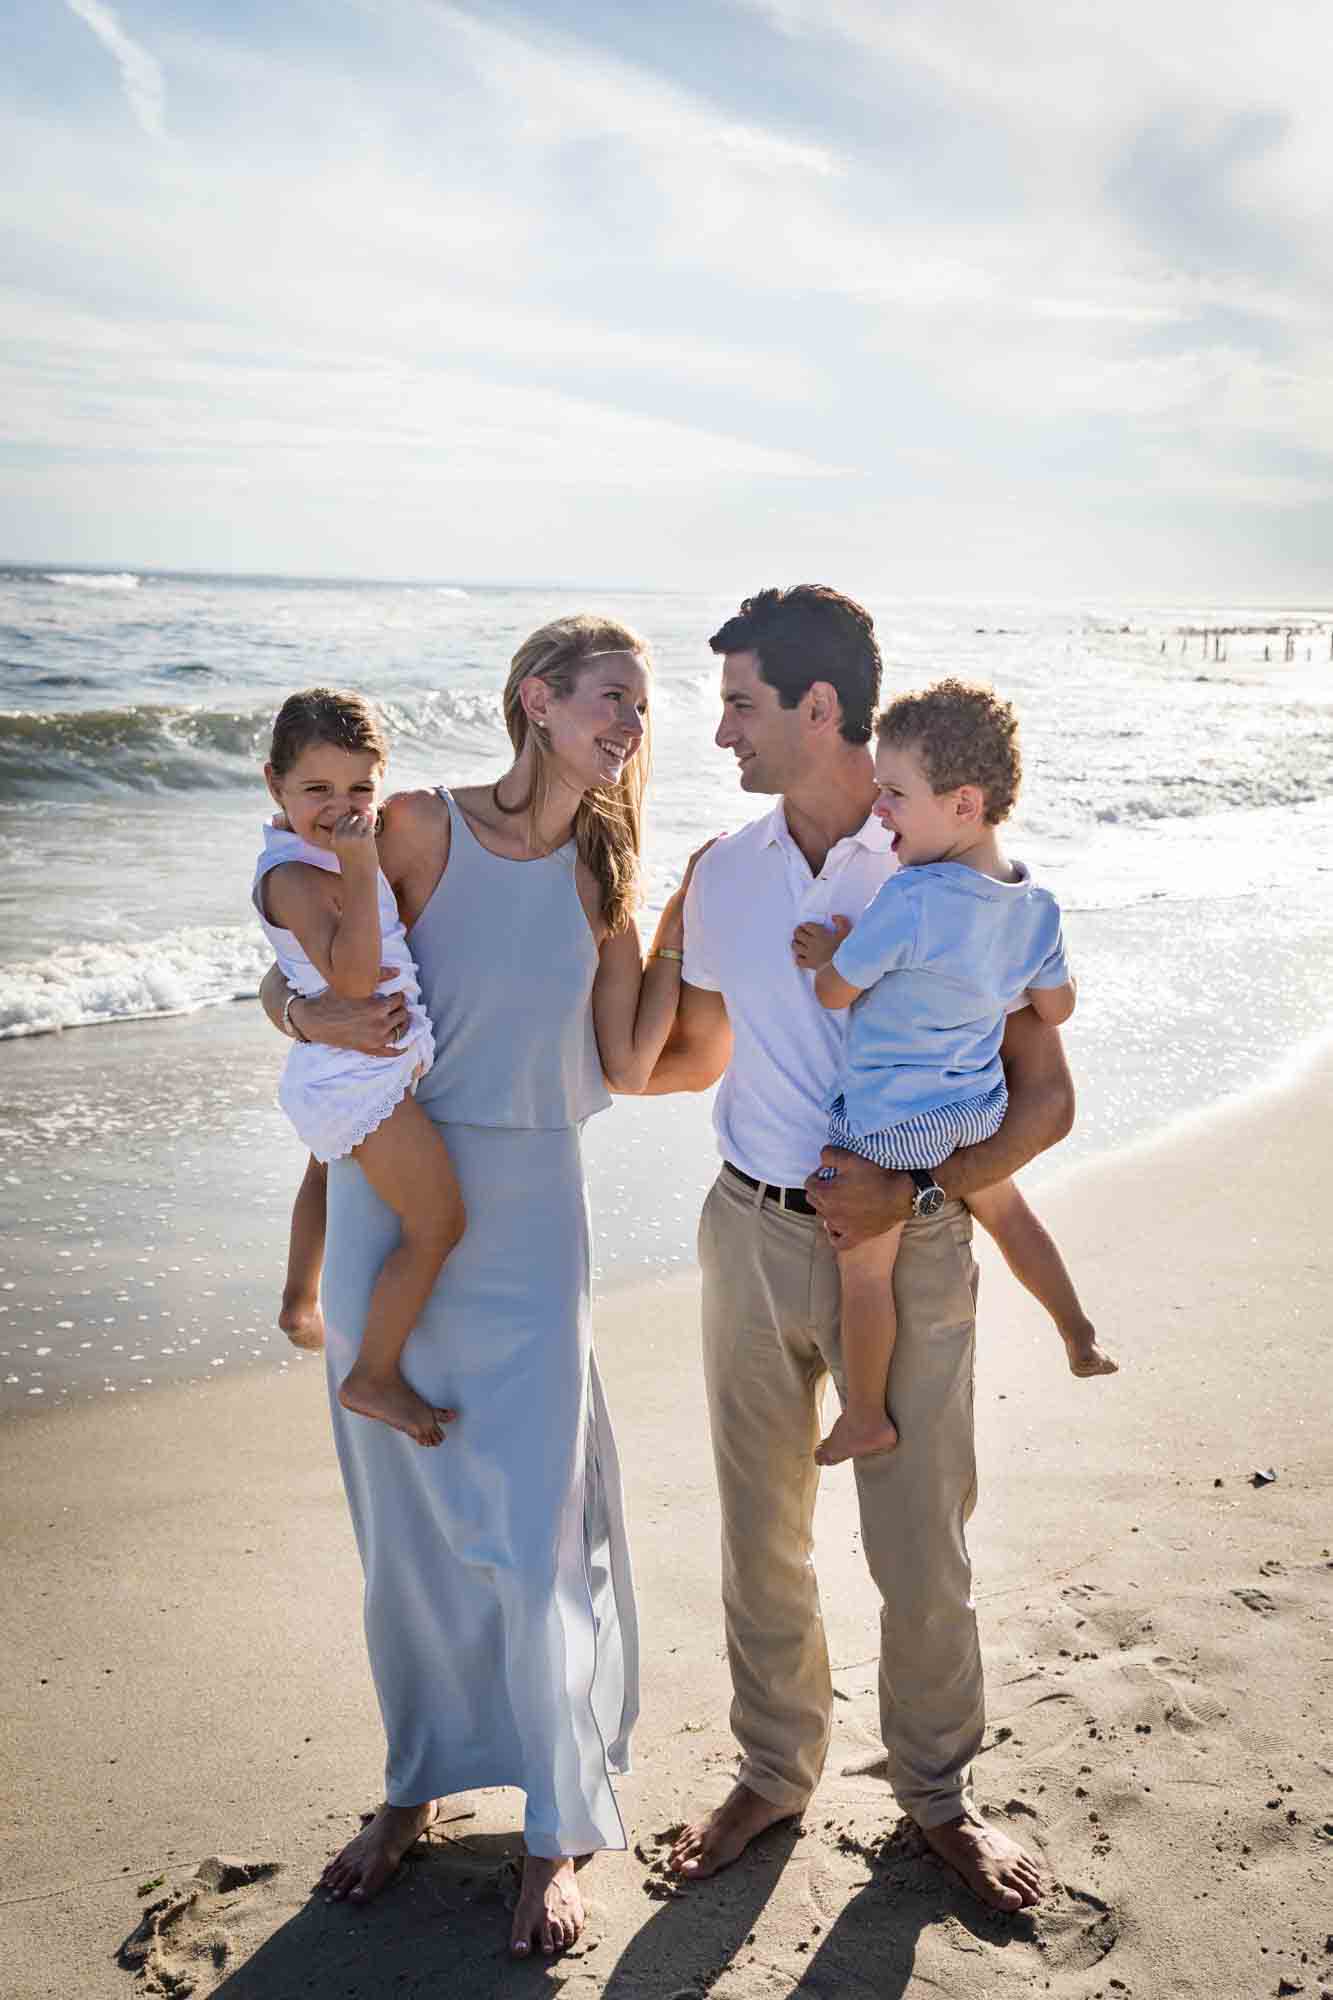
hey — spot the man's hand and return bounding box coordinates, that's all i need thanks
[292,970,408,1057]
[792,914,851,971]
[805,1147,912,1248]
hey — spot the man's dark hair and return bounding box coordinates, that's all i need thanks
[708,585,881,745]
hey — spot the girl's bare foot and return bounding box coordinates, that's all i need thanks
[338,1365,454,1446]
[1061,1321,1118,1377]
[279,1298,325,1351]
[815,1409,899,1465]
[320,1800,436,1903]
[510,1855,584,1957]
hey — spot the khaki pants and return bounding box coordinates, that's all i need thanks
[698,1165,984,1828]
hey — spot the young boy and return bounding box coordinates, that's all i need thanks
[793,679,1115,1466]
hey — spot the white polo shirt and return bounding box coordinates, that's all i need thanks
[683,801,897,1187]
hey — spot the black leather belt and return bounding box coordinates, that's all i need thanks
[724,1161,819,1217]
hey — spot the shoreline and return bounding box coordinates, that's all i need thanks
[4,916,1333,1416]
[5,1021,1330,1997]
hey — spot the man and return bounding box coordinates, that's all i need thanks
[644,585,1072,1911]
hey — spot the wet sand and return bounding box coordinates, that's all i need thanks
[3,1040,1331,1998]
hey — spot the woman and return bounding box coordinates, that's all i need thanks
[261,615,695,1956]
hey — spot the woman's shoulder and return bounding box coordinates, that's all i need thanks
[380,785,448,830]
[379,787,451,922]
[379,787,449,858]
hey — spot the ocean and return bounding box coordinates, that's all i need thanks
[3,563,1332,1411]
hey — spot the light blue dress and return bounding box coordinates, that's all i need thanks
[320,790,638,1858]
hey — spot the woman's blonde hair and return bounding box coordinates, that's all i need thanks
[502,614,651,935]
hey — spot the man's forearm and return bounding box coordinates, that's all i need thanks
[934,1060,1074,1202]
[806,1012,1075,1245]
[638,1039,727,1094]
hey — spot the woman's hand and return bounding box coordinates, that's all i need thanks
[290,969,408,1057]
[656,836,719,950]
[792,914,851,970]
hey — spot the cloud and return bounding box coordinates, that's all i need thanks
[5,0,1333,589]
[64,0,165,141]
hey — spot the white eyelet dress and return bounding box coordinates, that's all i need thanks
[318,790,638,1858]
[252,821,435,1162]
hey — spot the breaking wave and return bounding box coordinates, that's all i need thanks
[0,689,509,798]
[43,571,142,591]
[0,927,272,1039]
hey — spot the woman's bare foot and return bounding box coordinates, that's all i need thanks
[338,1364,453,1446]
[668,1782,799,1879]
[279,1298,325,1351]
[919,1809,1045,1910]
[320,1800,436,1903]
[510,1855,584,1957]
[1061,1320,1118,1377]
[815,1408,899,1465]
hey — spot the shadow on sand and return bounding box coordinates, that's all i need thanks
[134,1815,1049,1999]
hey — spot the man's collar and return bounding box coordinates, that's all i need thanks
[763,799,892,853]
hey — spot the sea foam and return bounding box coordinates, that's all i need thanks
[43,571,142,591]
[0,927,272,1039]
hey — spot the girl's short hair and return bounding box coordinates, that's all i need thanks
[876,678,1021,824]
[268,688,389,778]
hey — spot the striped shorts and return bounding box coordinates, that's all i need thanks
[824,1080,1009,1173]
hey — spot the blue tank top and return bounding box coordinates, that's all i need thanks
[408,789,611,1130]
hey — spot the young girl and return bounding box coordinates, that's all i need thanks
[254,687,464,1447]
[793,678,1115,1467]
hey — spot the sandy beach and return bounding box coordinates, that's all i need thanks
[4,1038,1332,2000]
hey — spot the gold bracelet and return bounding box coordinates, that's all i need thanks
[653,946,685,963]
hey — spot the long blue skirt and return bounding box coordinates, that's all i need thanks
[322,1119,638,1858]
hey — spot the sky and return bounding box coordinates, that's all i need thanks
[3,0,1332,594]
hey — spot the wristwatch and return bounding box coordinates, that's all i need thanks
[908,1167,946,1219]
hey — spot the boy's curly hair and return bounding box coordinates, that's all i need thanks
[876,678,1021,825]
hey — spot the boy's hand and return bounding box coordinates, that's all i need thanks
[792,914,851,970]
[331,809,378,865]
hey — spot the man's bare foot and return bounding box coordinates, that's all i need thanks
[815,1409,899,1465]
[1061,1321,1118,1377]
[338,1364,453,1446]
[279,1298,325,1351]
[668,1782,799,1879]
[320,1800,436,1903]
[920,1809,1045,1911]
[510,1855,584,1957]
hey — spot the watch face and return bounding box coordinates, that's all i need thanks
[916,1186,946,1218]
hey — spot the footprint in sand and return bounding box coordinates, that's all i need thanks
[1032,1882,1121,1974]
[119,1857,280,1997]
[1231,1585,1279,1614]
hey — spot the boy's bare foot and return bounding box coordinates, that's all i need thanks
[338,1365,454,1446]
[320,1800,436,1903]
[815,1409,899,1465]
[279,1299,325,1351]
[668,1782,799,1878]
[920,1809,1045,1910]
[1061,1321,1118,1377]
[510,1855,584,1956]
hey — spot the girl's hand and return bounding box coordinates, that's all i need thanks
[331,808,378,864]
[792,914,851,970]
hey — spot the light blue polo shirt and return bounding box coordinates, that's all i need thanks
[830,859,1069,1136]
